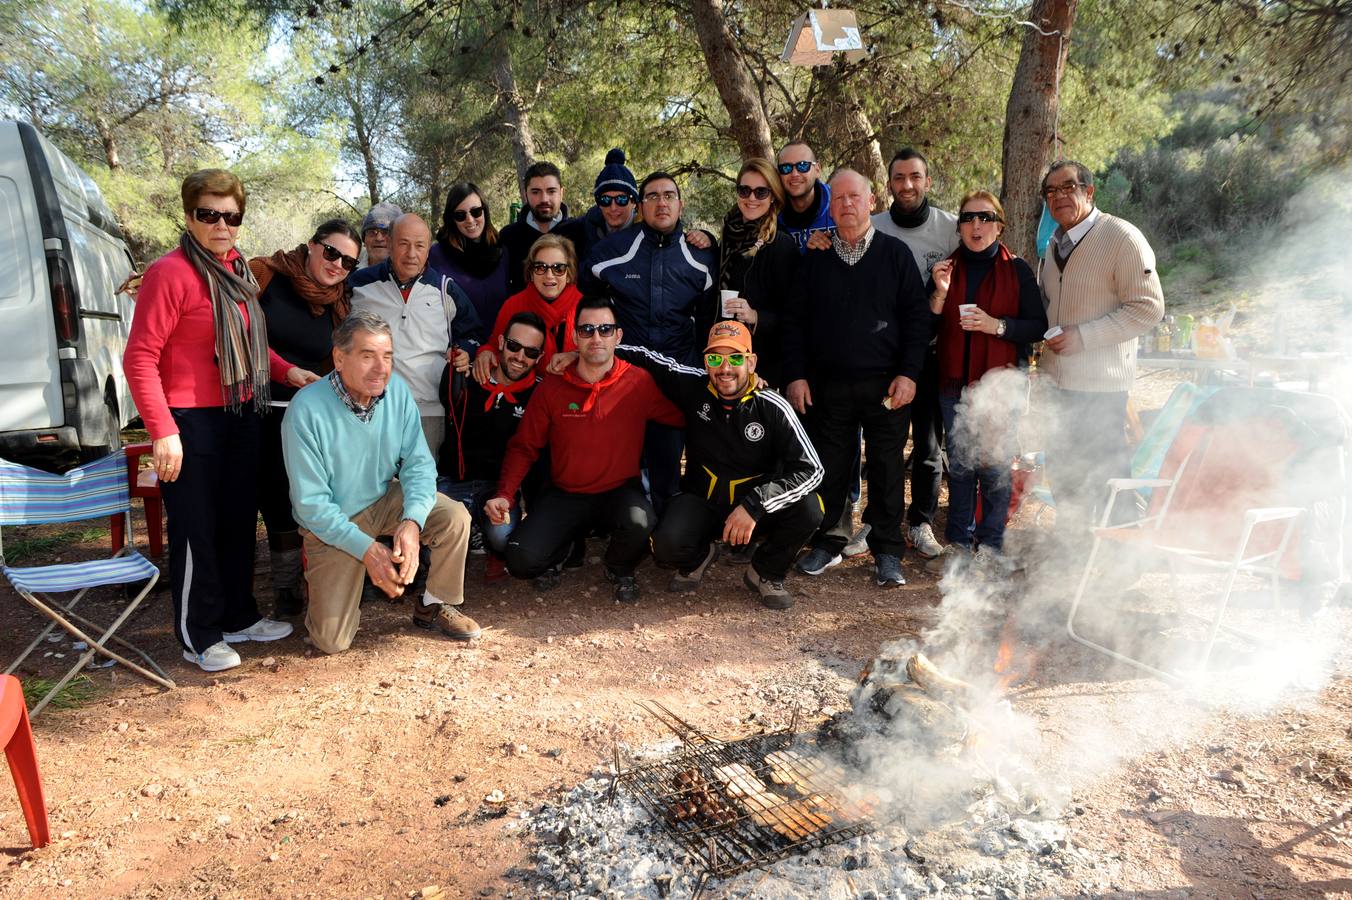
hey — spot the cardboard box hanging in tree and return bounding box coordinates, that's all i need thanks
[782,9,867,66]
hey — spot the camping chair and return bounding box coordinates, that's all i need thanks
[0,454,174,717]
[1065,388,1345,682]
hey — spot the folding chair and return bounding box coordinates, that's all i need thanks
[1065,388,1345,682]
[0,454,174,717]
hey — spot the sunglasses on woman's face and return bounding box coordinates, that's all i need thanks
[504,337,543,359]
[193,207,243,227]
[531,261,568,276]
[317,241,359,271]
[452,205,485,222]
[777,160,814,175]
[736,185,772,200]
[596,194,632,208]
[958,210,1002,224]
[575,323,618,338]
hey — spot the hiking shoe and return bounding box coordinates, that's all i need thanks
[183,641,240,673]
[796,548,842,576]
[223,618,294,643]
[974,545,1015,574]
[723,540,754,565]
[742,566,794,610]
[874,553,906,588]
[842,523,872,558]
[907,524,944,559]
[925,544,971,575]
[604,568,641,604]
[468,528,487,556]
[485,555,509,584]
[533,565,563,592]
[667,542,720,593]
[412,602,482,641]
[564,537,587,569]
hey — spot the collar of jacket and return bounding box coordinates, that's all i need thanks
[705,373,759,403]
[516,202,572,225]
[641,220,685,248]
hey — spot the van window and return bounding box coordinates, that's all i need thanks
[0,175,35,305]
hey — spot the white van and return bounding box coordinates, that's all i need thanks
[0,120,137,466]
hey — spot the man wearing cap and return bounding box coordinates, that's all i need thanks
[360,201,403,267]
[575,148,640,261]
[601,321,824,609]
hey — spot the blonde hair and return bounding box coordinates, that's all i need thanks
[737,158,784,245]
[957,190,1006,234]
[181,169,246,216]
[525,233,578,285]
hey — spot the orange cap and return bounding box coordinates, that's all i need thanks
[704,320,753,355]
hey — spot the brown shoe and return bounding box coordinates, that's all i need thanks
[412,602,482,641]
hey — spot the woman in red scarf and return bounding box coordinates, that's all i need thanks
[927,191,1047,563]
[248,219,362,618]
[472,233,582,385]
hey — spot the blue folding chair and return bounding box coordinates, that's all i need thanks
[0,454,174,716]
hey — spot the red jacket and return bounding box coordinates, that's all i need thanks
[495,359,683,502]
[124,247,290,439]
[477,283,582,370]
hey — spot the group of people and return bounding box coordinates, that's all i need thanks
[124,142,1164,672]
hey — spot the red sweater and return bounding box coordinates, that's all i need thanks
[124,247,291,439]
[477,283,582,370]
[495,359,683,502]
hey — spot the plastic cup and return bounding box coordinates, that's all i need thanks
[959,303,979,317]
[1044,325,1063,340]
[719,290,738,318]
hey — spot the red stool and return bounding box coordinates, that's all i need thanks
[109,443,163,558]
[0,675,50,849]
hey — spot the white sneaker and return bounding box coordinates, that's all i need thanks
[908,524,944,559]
[223,618,294,643]
[183,641,241,672]
[842,524,872,558]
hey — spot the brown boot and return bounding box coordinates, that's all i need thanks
[412,602,482,641]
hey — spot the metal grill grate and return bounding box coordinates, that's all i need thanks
[613,702,883,895]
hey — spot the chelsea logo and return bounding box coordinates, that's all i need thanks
[744,422,765,442]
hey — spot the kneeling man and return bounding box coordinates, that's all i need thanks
[283,310,480,653]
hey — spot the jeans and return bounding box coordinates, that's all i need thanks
[939,390,1016,551]
[436,477,517,554]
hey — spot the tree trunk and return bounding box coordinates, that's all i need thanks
[94,113,121,170]
[493,51,538,187]
[844,101,887,209]
[999,0,1077,260]
[350,101,381,204]
[687,0,774,161]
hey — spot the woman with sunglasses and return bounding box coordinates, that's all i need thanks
[472,233,583,385]
[717,158,799,387]
[247,219,362,618]
[428,182,510,328]
[925,190,1046,568]
[124,169,296,673]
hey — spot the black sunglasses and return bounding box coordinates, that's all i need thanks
[575,323,618,337]
[777,160,814,175]
[958,210,1002,224]
[193,207,243,227]
[452,205,484,222]
[531,261,568,276]
[737,185,773,200]
[317,241,359,271]
[504,337,543,359]
[596,194,633,208]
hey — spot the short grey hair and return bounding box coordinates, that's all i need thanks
[333,309,392,351]
[1042,159,1094,192]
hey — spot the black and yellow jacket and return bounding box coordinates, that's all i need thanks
[617,345,823,521]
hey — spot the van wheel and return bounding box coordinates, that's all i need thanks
[80,393,122,462]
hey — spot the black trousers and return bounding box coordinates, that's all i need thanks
[257,407,298,540]
[652,491,824,580]
[907,348,943,527]
[505,479,655,578]
[159,406,263,652]
[807,375,912,557]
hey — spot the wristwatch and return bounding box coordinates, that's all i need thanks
[996,318,1008,337]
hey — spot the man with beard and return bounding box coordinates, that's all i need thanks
[439,311,549,583]
[776,141,836,253]
[870,147,959,562]
[498,161,583,293]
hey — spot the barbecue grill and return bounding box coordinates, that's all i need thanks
[611,701,886,897]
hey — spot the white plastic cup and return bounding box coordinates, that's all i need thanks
[1044,325,1064,340]
[719,290,738,318]
[959,303,979,318]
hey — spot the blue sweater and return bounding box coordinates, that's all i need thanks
[281,374,437,560]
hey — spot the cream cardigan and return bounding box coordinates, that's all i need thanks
[1038,212,1164,392]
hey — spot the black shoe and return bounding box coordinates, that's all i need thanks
[468,528,486,556]
[564,537,587,569]
[667,543,720,593]
[604,568,641,603]
[533,565,562,592]
[273,586,305,619]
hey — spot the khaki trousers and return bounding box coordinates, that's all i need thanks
[302,481,470,654]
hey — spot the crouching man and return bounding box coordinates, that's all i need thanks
[282,310,481,653]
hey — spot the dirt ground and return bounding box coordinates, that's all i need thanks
[1,494,1349,899]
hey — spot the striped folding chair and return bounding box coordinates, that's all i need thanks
[0,454,174,717]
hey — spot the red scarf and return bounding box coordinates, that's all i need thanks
[938,243,1020,390]
[500,282,583,364]
[482,372,537,411]
[560,358,631,413]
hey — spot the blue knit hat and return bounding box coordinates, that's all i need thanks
[593,148,639,201]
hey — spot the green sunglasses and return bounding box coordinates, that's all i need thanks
[705,352,746,368]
